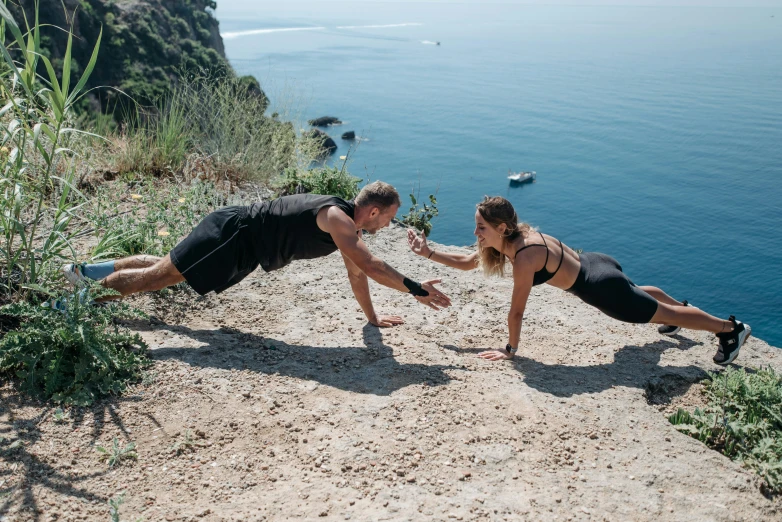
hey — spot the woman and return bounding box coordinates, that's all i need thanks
[407,196,750,365]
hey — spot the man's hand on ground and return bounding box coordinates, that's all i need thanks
[415,279,451,310]
[369,315,405,327]
[477,349,514,361]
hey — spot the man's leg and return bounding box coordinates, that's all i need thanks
[114,255,161,271]
[64,255,161,286]
[99,254,184,300]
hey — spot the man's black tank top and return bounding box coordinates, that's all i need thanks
[247,194,355,272]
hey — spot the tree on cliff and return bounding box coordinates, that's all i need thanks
[8,0,265,112]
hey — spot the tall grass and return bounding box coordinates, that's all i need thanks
[102,70,323,182]
[0,3,151,407]
[0,1,101,298]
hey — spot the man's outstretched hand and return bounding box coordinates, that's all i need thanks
[369,315,405,327]
[415,279,452,310]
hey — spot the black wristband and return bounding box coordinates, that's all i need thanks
[505,343,518,354]
[403,277,430,297]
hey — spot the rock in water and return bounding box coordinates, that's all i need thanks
[307,129,338,156]
[308,116,342,127]
[341,131,356,140]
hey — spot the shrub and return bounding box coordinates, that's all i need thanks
[273,166,361,201]
[400,192,439,237]
[0,286,150,405]
[100,71,310,182]
[669,367,782,494]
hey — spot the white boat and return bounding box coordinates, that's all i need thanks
[508,170,536,184]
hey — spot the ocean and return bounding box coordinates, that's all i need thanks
[217,2,782,347]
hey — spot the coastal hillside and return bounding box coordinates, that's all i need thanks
[10,0,257,110]
[1,226,780,520]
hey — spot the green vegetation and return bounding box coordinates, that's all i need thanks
[101,71,304,182]
[52,407,69,423]
[170,429,199,456]
[0,5,150,405]
[0,1,101,299]
[8,0,244,112]
[96,437,138,468]
[669,367,782,495]
[86,180,229,259]
[0,287,149,405]
[401,192,439,237]
[273,166,362,201]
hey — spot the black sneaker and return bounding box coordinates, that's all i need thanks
[658,300,690,336]
[713,316,751,366]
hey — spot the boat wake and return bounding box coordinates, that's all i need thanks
[222,26,325,40]
[336,23,422,29]
[421,40,438,45]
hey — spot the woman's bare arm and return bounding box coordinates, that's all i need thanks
[407,229,478,271]
[478,252,534,361]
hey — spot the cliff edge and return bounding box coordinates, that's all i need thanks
[1,226,780,520]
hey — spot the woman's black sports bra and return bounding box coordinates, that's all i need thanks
[514,233,565,286]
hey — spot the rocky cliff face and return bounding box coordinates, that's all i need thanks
[12,0,241,110]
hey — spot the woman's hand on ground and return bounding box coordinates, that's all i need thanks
[478,349,514,361]
[415,279,451,310]
[370,315,405,327]
[407,229,431,258]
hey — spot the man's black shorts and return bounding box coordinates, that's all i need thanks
[170,206,259,296]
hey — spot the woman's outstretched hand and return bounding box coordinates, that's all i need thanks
[407,229,431,258]
[478,349,514,361]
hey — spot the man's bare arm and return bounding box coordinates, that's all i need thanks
[341,250,404,327]
[321,206,451,309]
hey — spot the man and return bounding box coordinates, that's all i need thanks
[63,181,451,326]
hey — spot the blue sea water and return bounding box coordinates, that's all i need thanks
[217,3,782,347]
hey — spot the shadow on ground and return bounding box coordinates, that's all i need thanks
[443,338,710,399]
[142,322,458,395]
[0,393,120,521]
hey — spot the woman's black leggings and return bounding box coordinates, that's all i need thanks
[566,252,659,324]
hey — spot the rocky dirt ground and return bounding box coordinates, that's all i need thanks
[1,225,781,521]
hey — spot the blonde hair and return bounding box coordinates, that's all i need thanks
[355,181,401,210]
[476,196,532,277]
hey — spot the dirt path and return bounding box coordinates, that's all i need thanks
[2,226,781,521]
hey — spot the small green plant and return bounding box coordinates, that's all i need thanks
[141,370,157,386]
[400,192,439,237]
[170,429,198,456]
[52,407,69,424]
[96,437,137,468]
[0,286,150,405]
[669,367,782,494]
[108,493,125,522]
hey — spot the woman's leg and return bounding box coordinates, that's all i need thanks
[650,302,732,334]
[639,286,682,307]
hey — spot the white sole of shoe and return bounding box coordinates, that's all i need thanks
[718,325,752,366]
[61,264,87,287]
[659,326,681,337]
